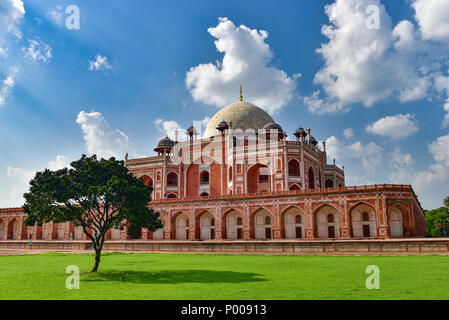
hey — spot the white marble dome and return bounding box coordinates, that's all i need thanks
[204,100,274,138]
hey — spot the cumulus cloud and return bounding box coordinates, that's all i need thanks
[0,72,16,107]
[185,17,298,114]
[47,155,71,171]
[343,128,354,139]
[0,0,25,39]
[325,136,382,173]
[154,116,211,141]
[2,155,70,207]
[413,0,449,42]
[76,110,134,159]
[389,134,449,198]
[88,54,112,72]
[23,39,52,63]
[308,0,449,117]
[366,114,419,139]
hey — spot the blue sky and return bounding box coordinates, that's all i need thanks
[1,0,449,209]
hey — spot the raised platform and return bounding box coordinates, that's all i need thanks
[1,238,449,255]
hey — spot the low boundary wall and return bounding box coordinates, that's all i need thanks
[1,238,449,255]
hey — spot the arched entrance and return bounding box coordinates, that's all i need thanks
[251,208,272,239]
[166,172,178,187]
[351,203,377,237]
[325,179,334,188]
[173,213,189,240]
[247,164,271,194]
[389,208,403,237]
[0,219,5,240]
[7,219,20,240]
[57,223,65,240]
[308,167,315,189]
[110,228,121,240]
[196,211,215,240]
[315,205,340,238]
[289,184,301,191]
[288,159,300,177]
[282,207,305,239]
[223,210,243,239]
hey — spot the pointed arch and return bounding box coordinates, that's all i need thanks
[171,211,190,240]
[281,205,306,239]
[288,159,300,176]
[250,207,273,239]
[195,210,215,240]
[313,204,340,238]
[349,202,377,238]
[222,208,243,240]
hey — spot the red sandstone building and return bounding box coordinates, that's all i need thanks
[0,93,427,242]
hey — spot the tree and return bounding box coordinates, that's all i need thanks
[23,155,163,273]
[425,195,449,237]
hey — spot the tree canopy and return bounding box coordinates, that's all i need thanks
[23,155,162,272]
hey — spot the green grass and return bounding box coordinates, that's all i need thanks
[0,252,448,300]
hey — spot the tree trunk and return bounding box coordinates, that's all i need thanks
[88,247,102,273]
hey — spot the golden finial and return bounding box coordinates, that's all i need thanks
[239,85,243,101]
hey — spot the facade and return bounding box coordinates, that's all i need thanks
[0,92,427,242]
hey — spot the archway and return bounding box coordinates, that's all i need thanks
[73,226,83,240]
[282,207,305,239]
[110,228,121,240]
[173,213,189,240]
[251,208,272,239]
[0,219,5,240]
[7,219,20,240]
[389,208,404,237]
[289,184,301,191]
[196,211,215,240]
[308,167,315,189]
[351,203,377,237]
[325,179,334,188]
[57,223,65,240]
[247,164,271,194]
[315,205,340,238]
[141,175,153,187]
[200,170,209,185]
[222,210,243,240]
[288,159,300,176]
[166,172,178,187]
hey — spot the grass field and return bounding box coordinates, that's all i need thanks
[0,252,448,300]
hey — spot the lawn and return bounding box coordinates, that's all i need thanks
[0,252,448,300]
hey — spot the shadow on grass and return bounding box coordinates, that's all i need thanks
[84,270,265,284]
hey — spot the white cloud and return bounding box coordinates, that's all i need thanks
[413,0,449,42]
[0,0,25,39]
[47,5,63,26]
[154,118,184,141]
[88,54,112,72]
[154,116,211,141]
[47,155,70,171]
[76,110,134,159]
[303,90,346,114]
[366,114,419,139]
[2,155,70,207]
[0,72,16,107]
[24,39,52,63]
[343,127,354,139]
[185,17,298,114]
[429,134,449,167]
[325,136,382,173]
[389,135,449,202]
[309,0,449,115]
